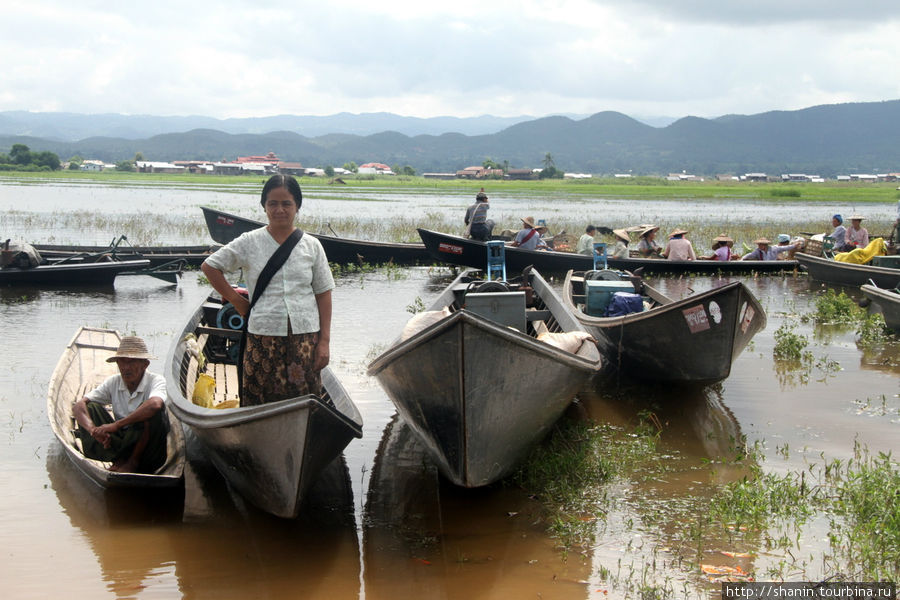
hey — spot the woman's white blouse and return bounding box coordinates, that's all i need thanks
[204,227,335,336]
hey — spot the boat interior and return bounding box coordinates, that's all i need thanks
[568,269,668,318]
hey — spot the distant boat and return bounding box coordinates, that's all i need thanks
[35,239,218,267]
[861,283,900,331]
[165,295,364,518]
[796,252,900,288]
[367,267,602,487]
[1,257,154,286]
[418,228,798,275]
[562,269,766,384]
[201,206,432,265]
[47,327,186,488]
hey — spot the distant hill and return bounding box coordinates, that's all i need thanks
[0,111,543,140]
[2,100,899,176]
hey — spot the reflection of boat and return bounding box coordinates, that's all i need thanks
[418,228,798,275]
[201,206,432,265]
[47,327,186,488]
[166,296,364,518]
[563,270,766,384]
[796,252,900,288]
[367,268,602,487]
[363,413,591,599]
[861,283,900,330]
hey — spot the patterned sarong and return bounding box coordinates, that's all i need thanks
[241,330,322,406]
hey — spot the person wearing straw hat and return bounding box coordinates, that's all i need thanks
[844,214,869,251]
[512,216,544,250]
[610,228,631,258]
[700,234,739,261]
[741,235,801,261]
[636,225,662,258]
[72,336,169,474]
[662,228,696,261]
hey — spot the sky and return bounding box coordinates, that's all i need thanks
[3,0,900,122]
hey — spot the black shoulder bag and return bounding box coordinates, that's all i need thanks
[236,228,304,387]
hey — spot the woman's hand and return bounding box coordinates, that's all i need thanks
[313,338,330,372]
[229,294,250,317]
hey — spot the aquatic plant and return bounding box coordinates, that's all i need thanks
[807,289,864,324]
[856,313,889,348]
[772,323,810,361]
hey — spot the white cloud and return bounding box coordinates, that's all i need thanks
[1,0,898,119]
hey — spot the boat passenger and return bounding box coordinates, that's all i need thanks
[512,216,544,250]
[201,174,335,406]
[576,225,597,255]
[701,234,738,260]
[534,225,551,251]
[844,215,869,251]
[72,336,169,474]
[663,228,696,261]
[636,226,663,258]
[610,229,630,258]
[741,236,801,261]
[464,189,495,241]
[830,214,847,249]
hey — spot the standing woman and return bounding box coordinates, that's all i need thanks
[201,175,335,406]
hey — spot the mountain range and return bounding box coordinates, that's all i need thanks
[1,101,899,176]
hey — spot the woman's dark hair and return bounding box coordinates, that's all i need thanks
[260,174,303,208]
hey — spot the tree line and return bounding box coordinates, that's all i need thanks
[0,144,61,171]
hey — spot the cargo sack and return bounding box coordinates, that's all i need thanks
[1,240,41,269]
[605,292,644,317]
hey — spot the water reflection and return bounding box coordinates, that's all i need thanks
[364,414,591,600]
[48,435,361,600]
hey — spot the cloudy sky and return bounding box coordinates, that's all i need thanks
[3,0,900,121]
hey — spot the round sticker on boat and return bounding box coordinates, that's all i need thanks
[708,301,722,324]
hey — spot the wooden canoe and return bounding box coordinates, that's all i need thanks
[165,296,363,518]
[418,228,799,275]
[367,267,602,487]
[563,270,766,384]
[34,242,218,267]
[46,327,186,488]
[201,206,433,265]
[1,258,153,286]
[860,283,900,331]
[796,252,900,288]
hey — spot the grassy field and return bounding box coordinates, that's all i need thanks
[5,170,900,203]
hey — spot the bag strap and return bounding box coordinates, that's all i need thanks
[249,228,303,313]
[521,228,538,244]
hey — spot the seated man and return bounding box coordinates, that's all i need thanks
[512,216,543,250]
[73,336,168,474]
[575,225,597,255]
[741,236,801,261]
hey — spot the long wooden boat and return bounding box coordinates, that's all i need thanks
[367,267,602,487]
[563,270,766,384]
[201,206,433,265]
[861,284,900,331]
[166,296,364,518]
[47,327,186,488]
[35,242,218,267]
[1,257,153,286]
[418,228,799,275]
[796,252,900,288]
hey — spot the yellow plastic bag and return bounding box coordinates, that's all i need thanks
[191,373,216,408]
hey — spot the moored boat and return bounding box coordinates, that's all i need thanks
[1,257,153,286]
[165,295,363,518]
[367,267,602,487]
[562,270,766,384]
[418,228,798,275]
[201,206,432,265]
[796,252,900,288]
[46,327,186,488]
[35,240,219,267]
[860,283,900,331]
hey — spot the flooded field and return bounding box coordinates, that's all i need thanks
[1,180,898,599]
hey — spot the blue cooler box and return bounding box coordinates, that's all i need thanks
[585,280,634,316]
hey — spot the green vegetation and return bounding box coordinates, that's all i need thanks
[0,144,60,171]
[773,323,811,361]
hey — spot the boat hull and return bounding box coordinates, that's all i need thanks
[564,272,766,384]
[201,206,432,265]
[418,228,798,275]
[1,259,151,286]
[796,252,900,288]
[861,284,900,330]
[166,300,363,518]
[35,244,218,267]
[367,269,601,487]
[46,327,186,488]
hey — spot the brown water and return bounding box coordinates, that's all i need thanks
[2,267,897,599]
